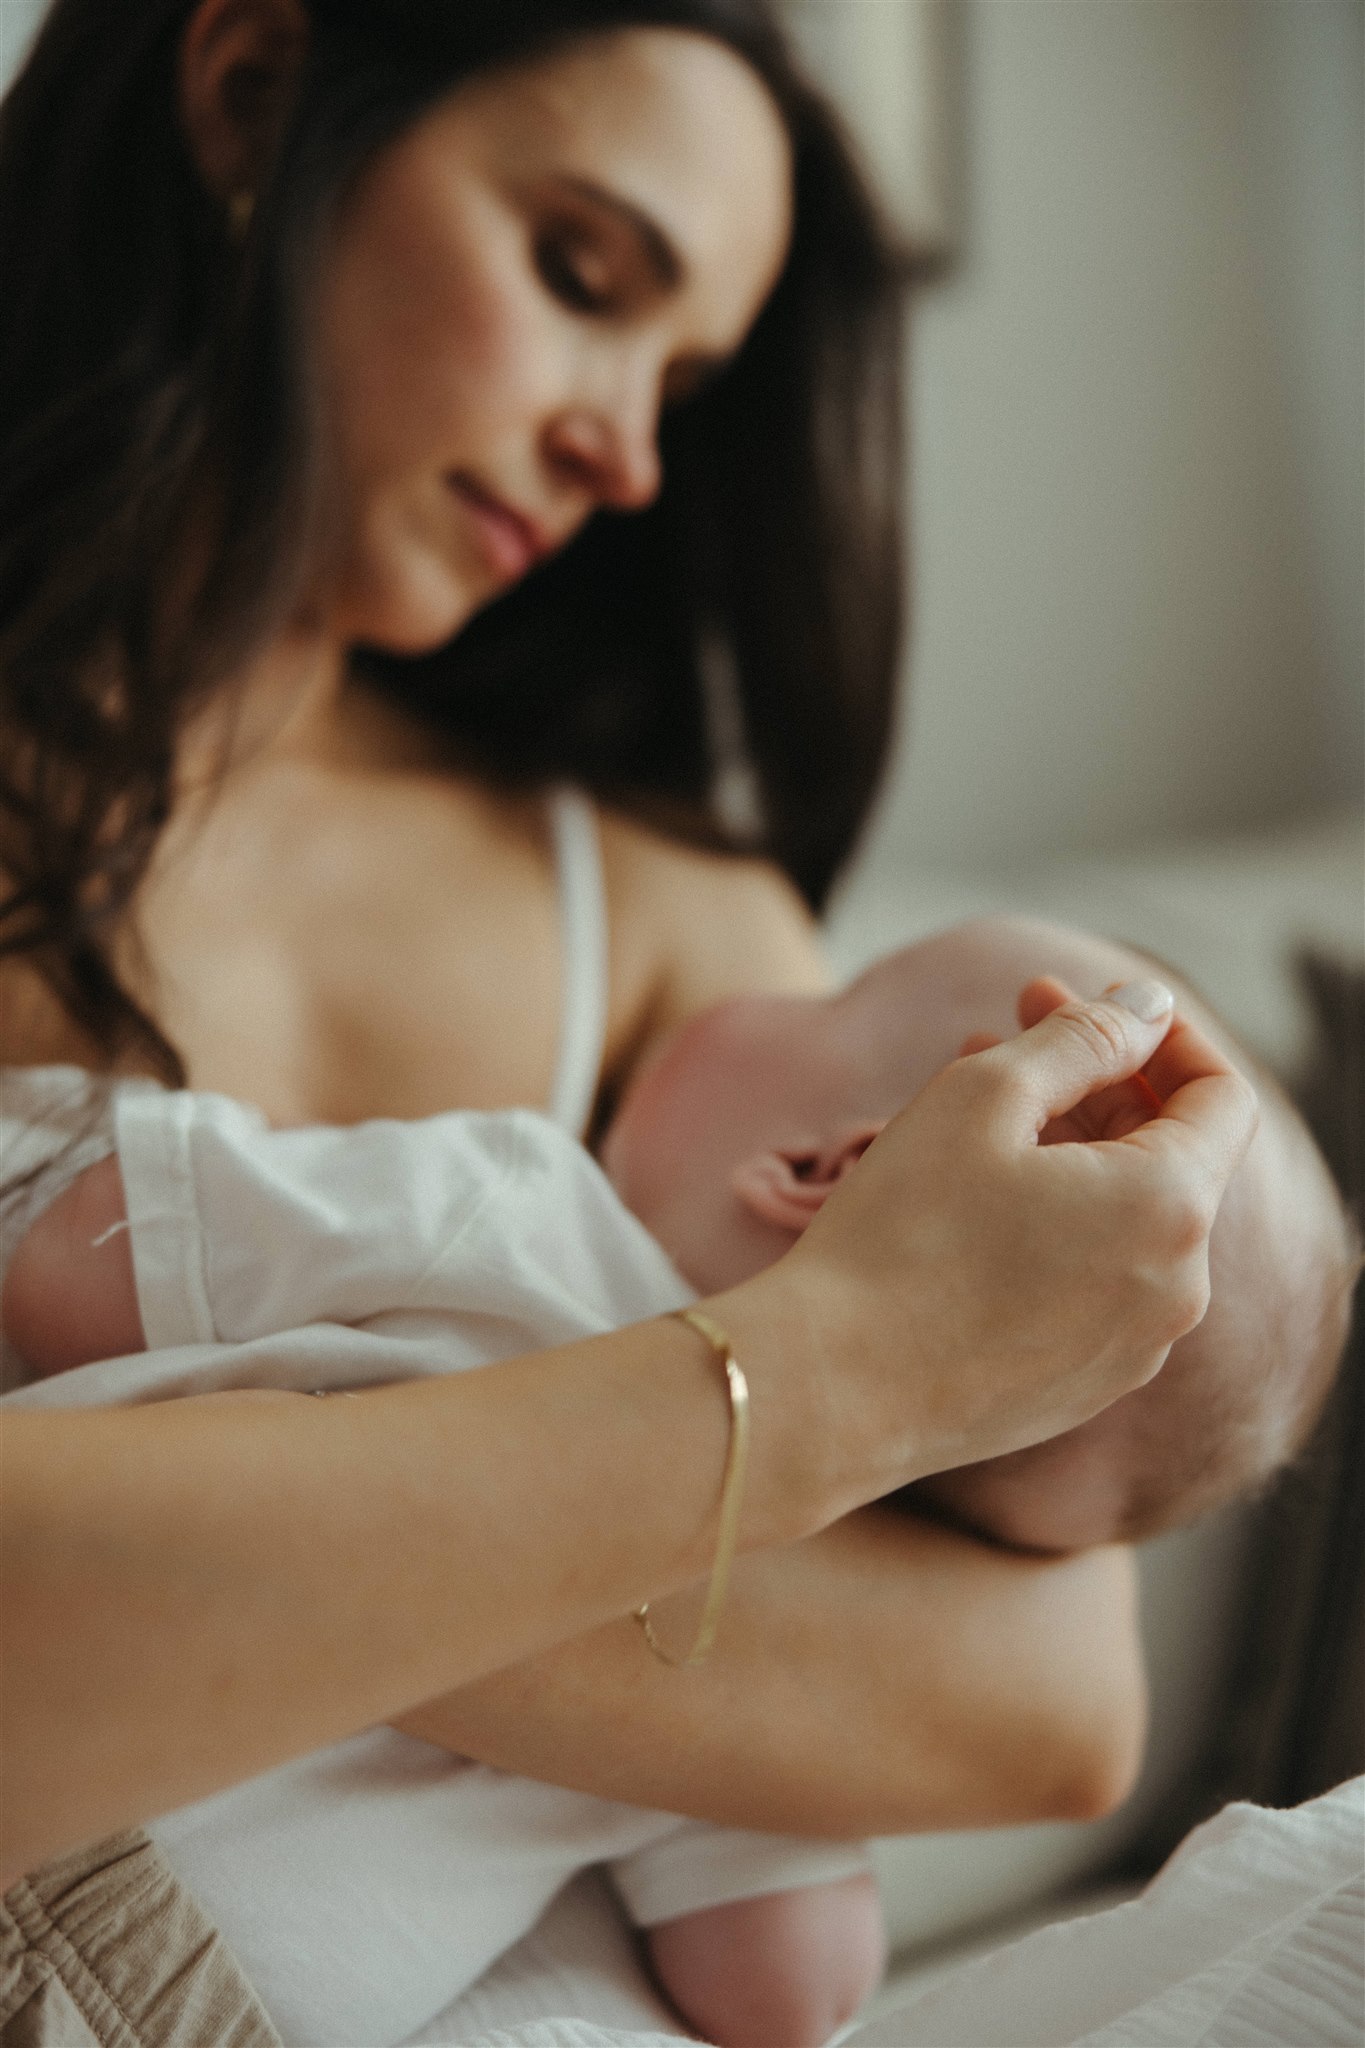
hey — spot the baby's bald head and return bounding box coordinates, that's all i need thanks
[602,919,1356,1551]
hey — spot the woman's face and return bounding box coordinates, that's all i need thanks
[317,28,793,652]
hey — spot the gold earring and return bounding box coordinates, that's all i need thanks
[227,190,256,242]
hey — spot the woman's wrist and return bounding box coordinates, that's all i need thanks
[697,1260,863,1551]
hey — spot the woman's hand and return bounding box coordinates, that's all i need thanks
[711,981,1258,1535]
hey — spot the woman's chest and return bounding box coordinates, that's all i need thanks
[130,776,592,1128]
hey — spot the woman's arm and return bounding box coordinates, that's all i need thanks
[397,1510,1147,1836]
[0,989,1254,1884]
[0,1317,770,1887]
[5,1169,1144,1837]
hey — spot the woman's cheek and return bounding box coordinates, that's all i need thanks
[436,246,573,453]
[315,181,564,639]
[333,486,495,655]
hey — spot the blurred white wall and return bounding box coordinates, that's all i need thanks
[859,0,1364,874]
[0,0,41,83]
[782,0,957,257]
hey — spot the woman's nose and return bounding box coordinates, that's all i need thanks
[544,391,663,512]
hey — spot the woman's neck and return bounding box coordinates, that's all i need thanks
[176,631,342,785]
[176,632,443,792]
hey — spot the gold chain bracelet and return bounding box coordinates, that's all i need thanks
[635,1307,751,1668]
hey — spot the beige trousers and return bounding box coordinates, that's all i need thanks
[0,1832,279,2048]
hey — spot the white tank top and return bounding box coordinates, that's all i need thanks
[545,787,609,1141]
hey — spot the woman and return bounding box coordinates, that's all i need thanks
[0,0,1254,2033]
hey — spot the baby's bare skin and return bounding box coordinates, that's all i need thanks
[649,1872,885,2048]
[3,1154,139,1374]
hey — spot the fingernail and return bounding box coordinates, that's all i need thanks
[1110,979,1174,1023]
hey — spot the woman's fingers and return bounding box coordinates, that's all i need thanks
[968,982,1178,1140]
[1127,1069,1260,1200]
[1015,975,1071,1032]
[996,982,1257,1191]
[1044,1084,1157,1148]
[1139,1007,1239,1103]
[769,971,1259,1495]
[1118,1011,1260,1215]
[1014,977,1164,1144]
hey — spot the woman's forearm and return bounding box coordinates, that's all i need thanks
[0,1311,796,1887]
[395,1511,1148,1837]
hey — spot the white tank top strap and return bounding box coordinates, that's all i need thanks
[546,786,610,1140]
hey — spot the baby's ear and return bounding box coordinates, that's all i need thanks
[732,1127,884,1235]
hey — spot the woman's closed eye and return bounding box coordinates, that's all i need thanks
[528,183,735,414]
[536,228,729,401]
[535,226,620,315]
[530,173,681,322]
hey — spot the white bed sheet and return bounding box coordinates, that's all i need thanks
[419,1779,1364,2048]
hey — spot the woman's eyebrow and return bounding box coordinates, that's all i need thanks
[555,175,684,289]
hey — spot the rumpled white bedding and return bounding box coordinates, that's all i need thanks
[422,1779,1364,2048]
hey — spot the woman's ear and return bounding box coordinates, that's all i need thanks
[179,0,309,206]
[731,1127,883,1236]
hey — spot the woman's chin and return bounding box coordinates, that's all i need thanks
[333,556,485,657]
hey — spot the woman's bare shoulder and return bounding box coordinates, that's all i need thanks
[598,807,832,1052]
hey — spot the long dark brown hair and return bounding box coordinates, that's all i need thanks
[0,0,906,1079]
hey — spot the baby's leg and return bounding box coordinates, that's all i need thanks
[645,1873,884,2048]
[2,1154,145,1375]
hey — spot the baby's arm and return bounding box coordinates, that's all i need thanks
[645,1874,885,2048]
[2,1156,145,1375]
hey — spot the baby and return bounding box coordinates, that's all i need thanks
[599,916,1355,1552]
[4,916,1355,2048]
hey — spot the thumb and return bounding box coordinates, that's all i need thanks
[975,980,1176,1138]
[1015,974,1074,1031]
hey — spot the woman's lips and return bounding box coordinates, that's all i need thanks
[447,474,552,582]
